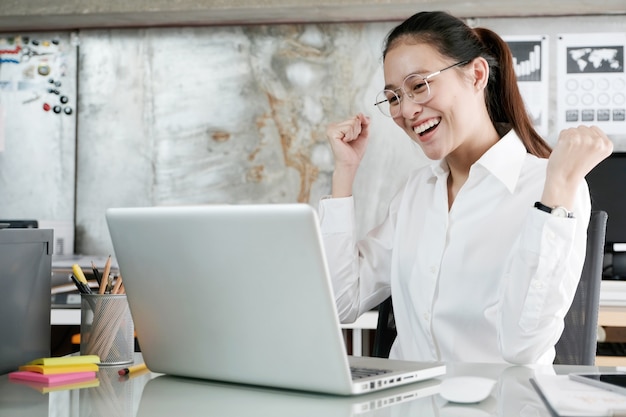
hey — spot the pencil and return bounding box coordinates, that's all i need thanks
[118,363,147,376]
[99,255,112,295]
[112,275,123,294]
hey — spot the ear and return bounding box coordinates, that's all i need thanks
[469,57,490,91]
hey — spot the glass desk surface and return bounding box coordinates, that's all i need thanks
[0,356,615,417]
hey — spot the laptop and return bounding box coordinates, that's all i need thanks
[105,204,445,395]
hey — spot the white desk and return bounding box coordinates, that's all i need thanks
[0,357,616,417]
[51,308,81,326]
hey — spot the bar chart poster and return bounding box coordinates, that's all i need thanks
[557,32,626,135]
[504,35,549,136]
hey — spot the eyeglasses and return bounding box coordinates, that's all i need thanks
[374,60,469,118]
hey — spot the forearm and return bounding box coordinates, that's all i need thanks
[331,165,358,198]
[540,176,579,211]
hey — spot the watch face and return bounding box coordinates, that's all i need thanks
[552,207,570,217]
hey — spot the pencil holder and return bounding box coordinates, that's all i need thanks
[80,294,134,366]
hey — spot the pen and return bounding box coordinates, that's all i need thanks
[69,273,92,294]
[72,264,88,285]
[118,363,148,376]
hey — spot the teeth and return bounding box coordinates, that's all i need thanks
[414,118,440,135]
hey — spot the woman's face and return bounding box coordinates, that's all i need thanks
[383,42,486,161]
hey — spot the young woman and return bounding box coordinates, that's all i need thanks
[320,11,613,364]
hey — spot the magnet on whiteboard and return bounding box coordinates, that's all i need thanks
[38,64,50,76]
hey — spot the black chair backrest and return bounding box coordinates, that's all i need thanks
[373,210,608,364]
[372,296,396,358]
[554,210,608,365]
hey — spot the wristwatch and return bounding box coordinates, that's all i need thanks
[534,201,574,218]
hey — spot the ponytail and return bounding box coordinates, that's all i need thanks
[473,28,551,158]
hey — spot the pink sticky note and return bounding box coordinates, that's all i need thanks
[9,371,97,386]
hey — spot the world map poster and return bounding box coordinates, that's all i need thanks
[557,32,626,136]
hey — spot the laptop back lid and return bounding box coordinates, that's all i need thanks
[106,204,355,394]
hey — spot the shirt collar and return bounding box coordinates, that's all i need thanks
[475,129,528,194]
[428,129,529,194]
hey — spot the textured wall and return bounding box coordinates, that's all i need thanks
[74,22,424,254]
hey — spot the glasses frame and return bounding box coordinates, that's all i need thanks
[374,60,470,118]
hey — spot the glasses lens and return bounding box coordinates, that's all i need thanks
[375,90,400,117]
[403,74,430,104]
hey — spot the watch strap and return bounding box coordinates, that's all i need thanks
[534,201,574,218]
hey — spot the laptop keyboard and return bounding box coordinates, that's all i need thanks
[350,366,393,380]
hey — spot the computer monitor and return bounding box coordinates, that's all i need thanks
[0,220,38,229]
[0,229,53,375]
[586,152,626,278]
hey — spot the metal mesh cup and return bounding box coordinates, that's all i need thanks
[80,294,134,366]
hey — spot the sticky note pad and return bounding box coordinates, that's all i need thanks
[9,371,97,386]
[27,355,100,366]
[19,363,99,374]
[12,377,100,393]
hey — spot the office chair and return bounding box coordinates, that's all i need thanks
[372,210,608,365]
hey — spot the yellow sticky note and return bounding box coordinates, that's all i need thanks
[20,363,99,374]
[27,355,100,366]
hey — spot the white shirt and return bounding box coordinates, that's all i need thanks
[319,130,591,365]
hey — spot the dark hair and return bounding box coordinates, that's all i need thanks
[383,11,551,158]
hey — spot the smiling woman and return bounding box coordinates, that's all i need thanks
[320,10,614,365]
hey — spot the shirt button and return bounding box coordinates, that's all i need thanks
[531,280,544,289]
[547,231,556,241]
[430,266,437,274]
[423,312,430,321]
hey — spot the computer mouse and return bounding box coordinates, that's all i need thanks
[439,376,496,403]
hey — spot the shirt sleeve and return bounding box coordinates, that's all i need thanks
[318,195,398,323]
[497,180,592,364]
